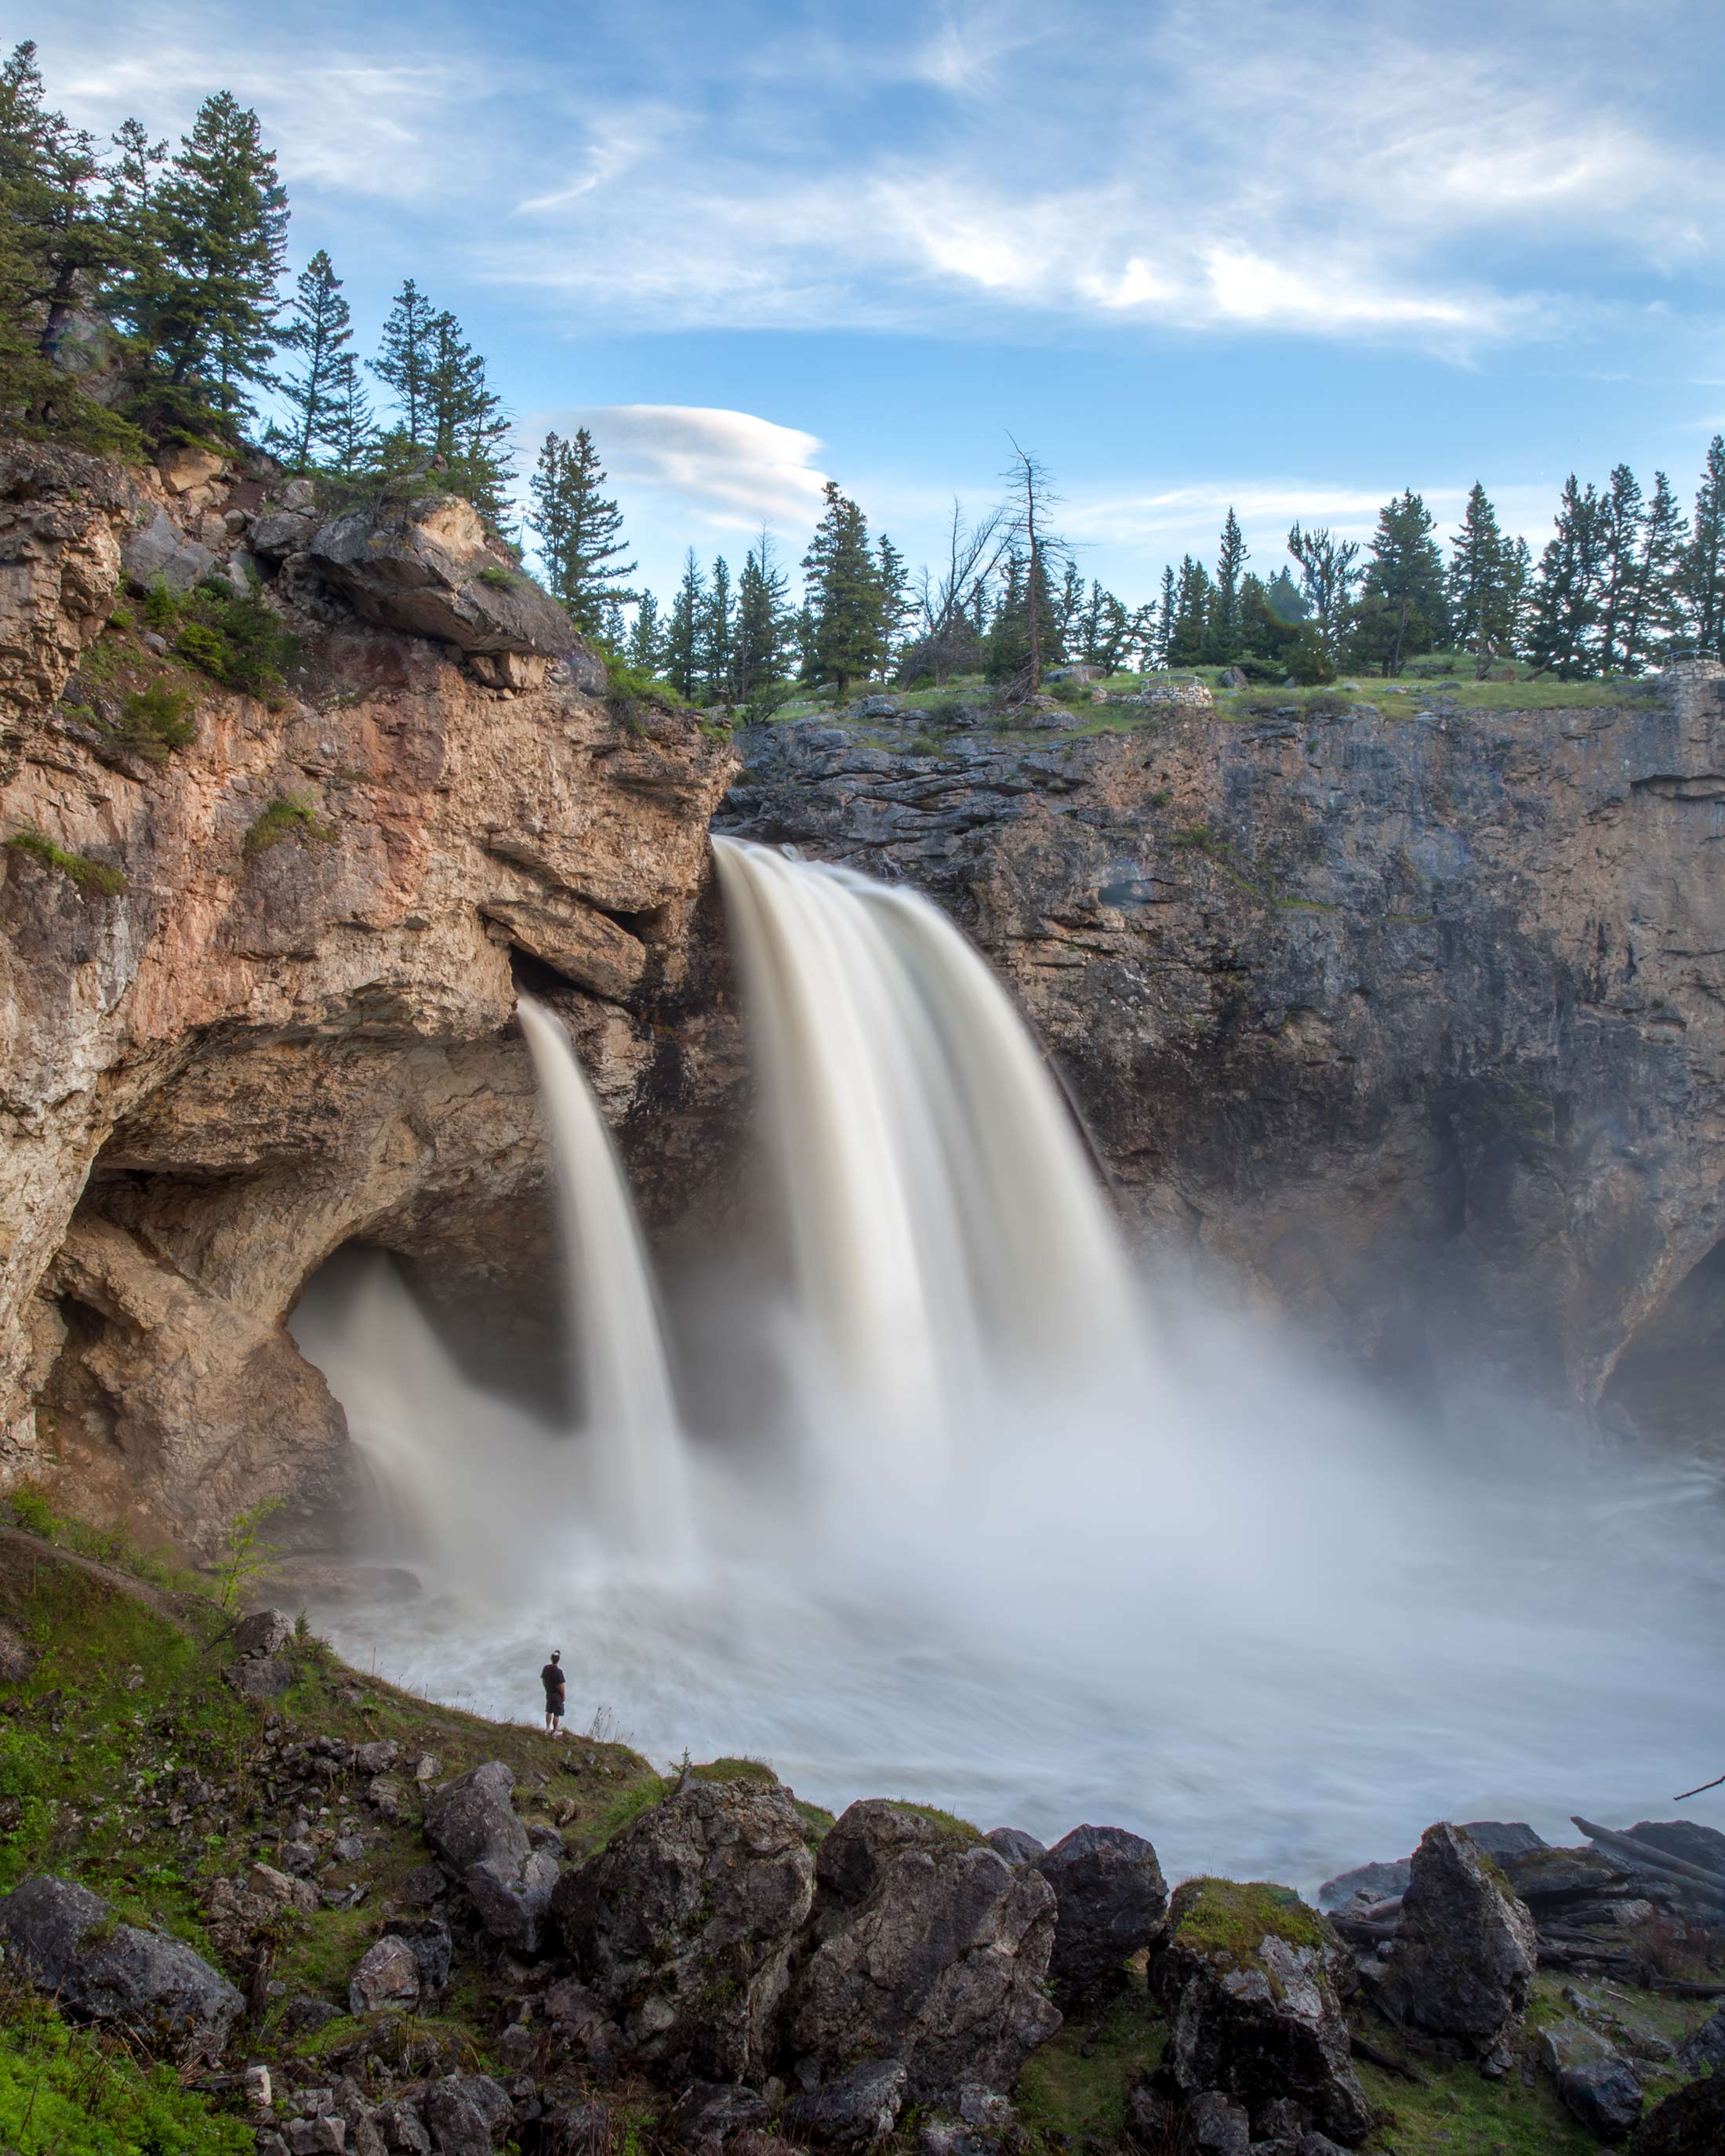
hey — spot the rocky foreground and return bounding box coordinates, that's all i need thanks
[1,1512,1721,2156]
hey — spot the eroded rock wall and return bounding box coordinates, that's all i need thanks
[725,670,1725,1423]
[0,442,735,1550]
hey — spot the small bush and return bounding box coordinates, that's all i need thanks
[243,794,336,859]
[99,682,198,763]
[173,579,300,695]
[140,577,181,633]
[1049,680,1094,706]
[107,607,134,632]
[5,829,126,895]
[602,649,675,725]
[476,564,515,591]
[1287,628,1336,686]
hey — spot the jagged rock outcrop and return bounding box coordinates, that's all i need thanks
[0,441,734,1549]
[1033,1821,1168,1994]
[724,667,1725,1427]
[1151,1877,1369,2147]
[0,1871,245,2053]
[1367,1823,1537,2072]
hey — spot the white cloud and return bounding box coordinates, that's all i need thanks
[548,405,833,534]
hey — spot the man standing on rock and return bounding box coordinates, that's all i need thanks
[541,1650,566,1737]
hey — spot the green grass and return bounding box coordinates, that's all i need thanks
[1018,1979,1164,2148]
[882,1800,982,1845]
[1167,1876,1328,1962]
[475,564,517,591]
[691,1755,780,1786]
[0,1984,255,2156]
[5,829,126,895]
[243,794,336,859]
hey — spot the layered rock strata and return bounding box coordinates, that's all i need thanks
[0,441,734,1550]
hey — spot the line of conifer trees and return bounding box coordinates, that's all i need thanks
[6,38,1723,700]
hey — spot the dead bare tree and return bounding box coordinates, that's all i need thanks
[907,498,1008,682]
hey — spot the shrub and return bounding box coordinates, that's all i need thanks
[140,577,181,633]
[100,683,198,762]
[173,579,300,695]
[602,649,675,725]
[243,795,336,859]
[1049,680,1094,706]
[476,564,515,591]
[5,829,127,895]
[1287,628,1336,686]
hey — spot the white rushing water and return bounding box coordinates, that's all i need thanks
[295,841,1725,1886]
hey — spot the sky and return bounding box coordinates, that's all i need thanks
[32,0,1725,608]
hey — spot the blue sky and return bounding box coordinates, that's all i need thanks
[35,0,1725,609]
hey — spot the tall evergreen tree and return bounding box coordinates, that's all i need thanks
[1618,470,1685,670]
[1154,564,1177,666]
[733,530,793,702]
[1353,490,1445,675]
[1596,464,1645,676]
[877,534,913,662]
[664,552,706,702]
[525,427,635,634]
[1447,482,1514,674]
[1205,506,1248,662]
[699,555,734,699]
[1528,475,1606,677]
[1687,436,1725,666]
[0,43,120,371]
[1167,556,1213,666]
[801,481,887,697]
[321,347,376,475]
[371,278,434,447]
[1286,523,1360,660]
[1055,559,1086,660]
[131,90,289,429]
[626,590,666,677]
[275,249,350,469]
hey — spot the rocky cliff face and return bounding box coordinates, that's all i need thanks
[724,670,1725,1432]
[0,441,735,1552]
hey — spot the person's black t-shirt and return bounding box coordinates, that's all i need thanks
[541,1661,565,1703]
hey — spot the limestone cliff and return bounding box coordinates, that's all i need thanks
[724,670,1725,1433]
[0,441,735,1552]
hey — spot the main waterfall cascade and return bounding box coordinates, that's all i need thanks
[296,837,1725,1882]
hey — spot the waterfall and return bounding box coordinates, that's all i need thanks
[516,995,695,1564]
[711,837,1144,1464]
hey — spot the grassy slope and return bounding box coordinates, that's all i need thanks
[0,1515,1716,2156]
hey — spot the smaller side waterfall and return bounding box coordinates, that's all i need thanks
[517,995,695,1564]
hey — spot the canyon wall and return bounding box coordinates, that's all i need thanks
[0,442,735,1552]
[724,671,1725,1434]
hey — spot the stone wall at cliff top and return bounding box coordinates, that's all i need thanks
[0,441,735,1553]
[723,669,1725,1431]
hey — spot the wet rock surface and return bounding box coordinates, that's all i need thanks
[1367,1823,1538,2069]
[1034,1821,1168,1993]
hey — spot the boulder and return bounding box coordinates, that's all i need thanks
[1557,2056,1643,2142]
[789,1802,1060,2103]
[423,1762,531,1875]
[1151,1878,1368,2147]
[665,2083,773,2145]
[226,1657,295,1698]
[307,495,578,670]
[542,1975,626,2073]
[0,1873,244,2053]
[1034,1823,1168,1992]
[234,1607,297,1658]
[1675,2002,1725,2074]
[383,1916,452,1994]
[1630,2071,1725,2156]
[463,1849,559,1954]
[349,1935,420,2016]
[250,508,321,561]
[783,2060,909,2145]
[157,443,228,494]
[1627,1820,1725,1873]
[122,506,216,594]
[1368,1823,1537,2071]
[354,1740,401,1776]
[552,1777,815,2081]
[1316,1860,1411,1915]
[373,2100,433,2154]
[1179,2089,1250,2154]
[983,1828,1045,1867]
[422,2075,507,2156]
[249,1860,319,1915]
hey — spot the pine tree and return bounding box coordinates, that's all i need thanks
[321,348,376,474]
[1447,482,1514,675]
[1154,564,1176,666]
[1205,507,1249,662]
[699,556,734,700]
[1286,523,1360,661]
[664,552,706,702]
[801,481,886,698]
[877,535,912,665]
[134,91,289,430]
[275,250,351,469]
[734,530,792,703]
[372,278,434,448]
[1239,573,1299,666]
[525,427,635,633]
[1528,476,1606,677]
[1055,559,1086,660]
[1687,436,1725,666]
[420,310,512,521]
[1167,556,1213,666]
[1596,465,1645,676]
[1264,567,1306,624]
[1617,470,1685,670]
[1353,490,1446,675]
[626,591,665,677]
